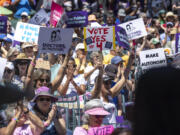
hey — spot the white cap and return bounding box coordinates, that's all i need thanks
[75,43,85,51]
[21,12,28,17]
[6,62,14,70]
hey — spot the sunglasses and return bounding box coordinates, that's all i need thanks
[18,62,28,66]
[39,78,49,83]
[4,69,13,74]
[67,64,76,68]
[95,115,105,119]
[38,97,51,102]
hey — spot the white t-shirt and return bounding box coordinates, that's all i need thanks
[61,74,87,96]
[84,66,99,85]
[101,97,117,127]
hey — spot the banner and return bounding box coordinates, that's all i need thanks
[84,26,116,51]
[88,125,114,135]
[0,16,8,34]
[38,27,73,54]
[115,26,130,49]
[50,1,64,27]
[139,48,167,70]
[119,18,147,40]
[14,22,40,44]
[66,11,88,28]
[176,33,180,53]
[0,58,7,82]
[29,9,49,25]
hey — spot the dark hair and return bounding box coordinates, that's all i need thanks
[134,66,180,135]
[111,128,131,135]
[14,60,30,76]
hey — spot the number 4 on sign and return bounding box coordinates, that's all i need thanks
[96,42,103,51]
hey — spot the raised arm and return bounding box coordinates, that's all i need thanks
[24,49,38,100]
[91,66,103,99]
[51,48,72,92]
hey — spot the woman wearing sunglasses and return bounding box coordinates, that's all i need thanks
[25,47,72,99]
[73,99,111,135]
[2,62,15,84]
[58,57,86,96]
[13,53,31,89]
[31,86,66,135]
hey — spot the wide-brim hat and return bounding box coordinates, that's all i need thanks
[32,86,58,103]
[166,12,175,19]
[85,107,110,115]
[14,53,31,63]
[22,43,35,49]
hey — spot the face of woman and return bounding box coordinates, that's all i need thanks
[36,74,50,89]
[89,115,105,127]
[17,61,28,75]
[24,47,33,54]
[36,96,52,113]
[9,51,19,61]
[3,68,14,82]
[67,60,76,72]
[17,113,27,126]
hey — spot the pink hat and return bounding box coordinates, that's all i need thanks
[85,107,110,115]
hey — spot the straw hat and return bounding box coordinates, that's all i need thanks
[14,53,31,63]
[88,14,97,22]
[166,12,175,19]
[21,42,35,49]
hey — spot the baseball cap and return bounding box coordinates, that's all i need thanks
[118,9,126,17]
[6,62,14,70]
[21,12,28,17]
[75,43,85,51]
[166,22,174,27]
[111,56,124,64]
[105,64,118,78]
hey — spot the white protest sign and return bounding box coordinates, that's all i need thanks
[0,58,7,82]
[14,22,40,44]
[84,26,116,51]
[119,18,147,40]
[38,27,73,54]
[140,48,167,70]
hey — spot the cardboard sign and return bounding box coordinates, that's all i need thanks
[14,22,40,44]
[88,125,114,135]
[0,16,8,34]
[176,33,180,53]
[139,48,167,70]
[38,27,73,54]
[35,58,50,70]
[29,9,49,25]
[84,26,116,51]
[115,26,130,49]
[119,18,147,40]
[0,58,7,82]
[66,11,88,28]
[50,1,64,27]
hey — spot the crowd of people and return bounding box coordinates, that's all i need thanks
[0,0,180,135]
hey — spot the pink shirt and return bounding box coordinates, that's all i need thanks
[13,124,33,135]
[73,127,88,135]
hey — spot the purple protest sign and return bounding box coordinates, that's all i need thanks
[0,16,8,34]
[115,26,130,49]
[66,11,88,28]
[176,33,180,53]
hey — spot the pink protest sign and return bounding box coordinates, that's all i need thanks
[50,1,64,27]
[88,125,114,135]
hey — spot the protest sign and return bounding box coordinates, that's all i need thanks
[35,58,50,70]
[0,58,7,82]
[175,33,180,53]
[84,26,116,51]
[139,48,167,70]
[38,27,73,54]
[0,16,8,34]
[14,22,40,44]
[50,1,64,27]
[29,9,49,25]
[115,26,130,49]
[119,18,147,40]
[66,11,88,28]
[88,125,114,135]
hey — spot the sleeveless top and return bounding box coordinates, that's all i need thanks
[13,124,33,135]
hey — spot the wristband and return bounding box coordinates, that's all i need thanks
[12,118,19,123]
[31,61,36,67]
[43,122,49,127]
